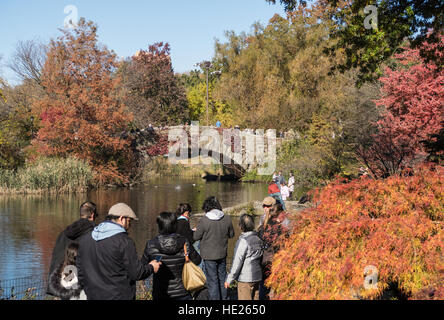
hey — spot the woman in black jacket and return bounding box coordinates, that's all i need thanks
[142,211,201,300]
[175,203,195,244]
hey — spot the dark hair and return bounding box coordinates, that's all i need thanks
[105,215,120,221]
[176,203,192,217]
[62,242,79,269]
[80,201,97,219]
[263,202,284,228]
[202,196,222,213]
[272,202,284,215]
[239,214,255,232]
[156,211,177,235]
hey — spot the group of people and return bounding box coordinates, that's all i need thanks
[46,195,291,301]
[268,171,295,211]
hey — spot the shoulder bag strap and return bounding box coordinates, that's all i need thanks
[183,242,190,262]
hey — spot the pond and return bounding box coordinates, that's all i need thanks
[0,177,268,282]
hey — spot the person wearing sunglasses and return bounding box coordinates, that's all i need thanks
[260,196,276,226]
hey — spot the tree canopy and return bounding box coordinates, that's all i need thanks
[356,37,444,178]
[267,0,444,85]
[119,42,189,128]
[32,19,134,185]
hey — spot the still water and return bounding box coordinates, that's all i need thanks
[0,177,267,281]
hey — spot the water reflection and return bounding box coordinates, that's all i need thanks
[0,178,267,281]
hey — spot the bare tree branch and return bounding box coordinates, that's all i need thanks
[7,40,47,84]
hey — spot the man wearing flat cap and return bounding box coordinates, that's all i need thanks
[77,203,161,300]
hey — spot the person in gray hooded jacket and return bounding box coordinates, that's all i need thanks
[77,203,161,300]
[225,214,263,300]
[193,196,234,300]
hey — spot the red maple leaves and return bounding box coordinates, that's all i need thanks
[357,36,443,178]
[267,164,444,300]
[32,19,133,185]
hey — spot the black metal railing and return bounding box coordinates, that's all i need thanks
[0,276,49,300]
[0,275,154,300]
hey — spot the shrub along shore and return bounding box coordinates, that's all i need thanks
[0,157,93,194]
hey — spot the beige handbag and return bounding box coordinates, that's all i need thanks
[182,243,206,292]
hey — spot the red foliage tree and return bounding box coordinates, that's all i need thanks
[145,133,169,157]
[357,37,444,178]
[267,164,444,300]
[32,19,134,185]
[120,42,189,127]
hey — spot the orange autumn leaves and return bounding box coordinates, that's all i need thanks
[267,165,444,299]
[32,19,133,185]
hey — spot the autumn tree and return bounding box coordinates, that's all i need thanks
[119,42,189,127]
[0,43,46,169]
[0,41,47,161]
[33,19,134,185]
[214,14,338,130]
[356,38,444,178]
[213,12,385,186]
[267,0,444,85]
[0,74,43,169]
[267,164,444,300]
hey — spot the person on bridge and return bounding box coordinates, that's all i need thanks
[147,123,155,134]
[216,120,221,128]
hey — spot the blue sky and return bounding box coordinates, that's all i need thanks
[0,0,286,84]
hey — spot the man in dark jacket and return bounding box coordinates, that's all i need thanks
[142,211,201,300]
[47,201,98,296]
[193,196,234,300]
[76,203,161,300]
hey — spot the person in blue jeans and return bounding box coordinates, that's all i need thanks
[268,180,286,211]
[193,196,234,300]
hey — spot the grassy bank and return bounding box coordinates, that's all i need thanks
[0,157,93,194]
